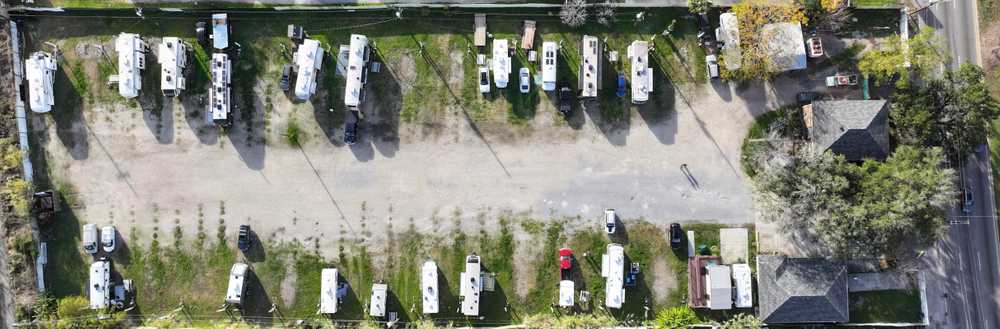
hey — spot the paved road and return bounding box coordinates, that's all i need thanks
[917,0,983,67]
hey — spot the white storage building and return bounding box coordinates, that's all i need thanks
[344,34,370,109]
[492,39,510,89]
[209,53,231,126]
[115,33,147,99]
[601,243,625,309]
[25,51,56,113]
[158,37,188,97]
[460,254,482,316]
[89,260,111,309]
[707,264,733,310]
[732,263,753,308]
[627,40,652,104]
[422,261,439,314]
[541,41,557,91]
[294,38,325,101]
[319,268,338,314]
[369,283,388,317]
[225,263,248,305]
[579,35,601,98]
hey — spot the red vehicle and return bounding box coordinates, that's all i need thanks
[558,248,573,280]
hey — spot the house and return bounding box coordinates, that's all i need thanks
[541,41,557,91]
[209,53,232,126]
[579,35,602,99]
[158,37,188,97]
[369,282,388,317]
[115,33,148,99]
[211,13,229,50]
[757,255,849,324]
[293,38,325,101]
[89,260,111,309]
[627,40,652,104]
[804,100,890,161]
[421,261,439,314]
[706,264,732,310]
[459,254,482,316]
[716,13,742,70]
[319,268,338,314]
[344,34,371,110]
[25,51,56,113]
[761,22,807,72]
[601,243,625,309]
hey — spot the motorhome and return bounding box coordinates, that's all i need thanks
[319,268,338,314]
[294,38,325,101]
[211,13,229,50]
[25,51,56,113]
[459,254,482,316]
[115,33,148,99]
[89,260,111,309]
[422,261,439,314]
[344,34,371,110]
[225,263,249,305]
[579,35,602,98]
[369,282,388,317]
[601,243,625,309]
[541,41,557,91]
[158,37,188,97]
[209,53,232,126]
[492,39,511,89]
[627,41,652,104]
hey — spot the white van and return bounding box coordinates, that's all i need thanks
[101,226,116,253]
[604,209,616,234]
[82,224,98,254]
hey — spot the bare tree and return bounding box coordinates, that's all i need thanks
[560,0,589,27]
[816,0,853,32]
[595,1,616,26]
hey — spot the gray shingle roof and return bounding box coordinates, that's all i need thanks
[809,100,890,161]
[757,255,849,324]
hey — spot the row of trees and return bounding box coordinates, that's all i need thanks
[653,307,763,329]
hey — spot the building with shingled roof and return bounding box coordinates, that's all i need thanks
[757,255,849,324]
[804,100,890,161]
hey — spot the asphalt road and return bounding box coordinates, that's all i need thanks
[917,0,983,67]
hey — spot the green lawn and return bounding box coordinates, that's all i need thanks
[848,290,923,323]
[851,0,903,8]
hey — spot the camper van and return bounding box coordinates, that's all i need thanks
[25,51,56,113]
[225,263,250,305]
[460,254,482,316]
[492,39,511,89]
[82,224,98,254]
[541,42,558,91]
[319,268,338,314]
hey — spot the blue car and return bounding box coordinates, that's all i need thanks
[616,74,626,98]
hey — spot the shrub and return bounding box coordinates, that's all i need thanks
[652,306,701,329]
[4,178,31,217]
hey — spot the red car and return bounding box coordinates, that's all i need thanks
[559,248,573,271]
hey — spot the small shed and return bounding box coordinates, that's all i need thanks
[369,283,388,317]
[521,20,536,50]
[474,14,487,47]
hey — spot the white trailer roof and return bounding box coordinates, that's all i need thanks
[209,53,231,124]
[580,35,601,98]
[717,13,742,70]
[707,265,732,310]
[369,283,388,317]
[422,261,439,314]
[460,255,482,316]
[492,39,510,88]
[225,263,248,304]
[319,268,338,314]
[558,280,574,307]
[212,13,229,50]
[25,51,56,113]
[294,39,325,101]
[89,261,111,309]
[158,37,187,97]
[627,41,652,104]
[732,263,753,308]
[603,243,625,309]
[541,41,557,91]
[115,33,146,99]
[762,22,807,72]
[344,34,369,108]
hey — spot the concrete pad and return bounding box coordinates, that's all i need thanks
[720,228,749,264]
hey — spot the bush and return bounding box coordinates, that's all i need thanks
[55,296,89,319]
[652,306,701,329]
[4,178,31,217]
[284,119,303,147]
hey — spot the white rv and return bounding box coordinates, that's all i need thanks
[369,283,388,317]
[209,53,232,126]
[541,41,558,91]
[579,35,601,98]
[158,37,188,97]
[601,243,625,309]
[627,41,652,104]
[225,263,249,305]
[25,51,56,113]
[344,34,371,110]
[732,263,753,308]
[422,261,439,314]
[115,33,148,99]
[294,39,325,101]
[89,260,111,309]
[211,13,229,51]
[492,39,510,89]
[558,280,574,307]
[459,254,482,316]
[319,268,338,314]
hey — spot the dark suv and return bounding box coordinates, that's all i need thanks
[669,223,684,249]
[559,86,573,116]
[238,225,252,252]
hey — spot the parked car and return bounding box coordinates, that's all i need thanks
[238,225,252,252]
[478,67,491,94]
[604,208,616,234]
[101,226,116,253]
[616,74,626,98]
[669,223,683,249]
[344,110,360,146]
[82,224,98,254]
[519,67,531,94]
[195,22,208,46]
[558,86,573,116]
[963,188,974,214]
[807,36,824,58]
[796,91,821,104]
[705,55,720,80]
[279,64,293,92]
[826,74,858,87]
